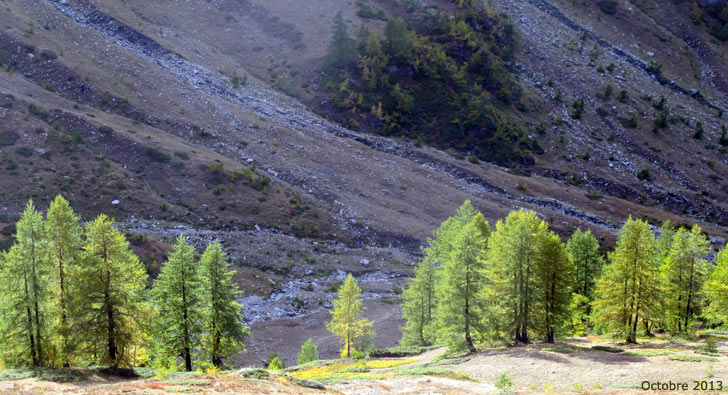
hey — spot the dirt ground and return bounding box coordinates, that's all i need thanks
[2,336,725,394]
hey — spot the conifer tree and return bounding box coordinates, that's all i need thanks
[434,211,489,352]
[327,274,373,358]
[565,229,603,300]
[2,201,49,366]
[592,217,661,343]
[297,338,319,365]
[72,215,148,367]
[0,245,42,367]
[705,246,728,326]
[535,233,575,343]
[486,209,549,344]
[328,11,355,67]
[661,225,710,333]
[45,195,82,365]
[199,242,249,368]
[151,235,202,371]
[400,255,439,346]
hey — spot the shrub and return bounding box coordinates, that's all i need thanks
[268,356,285,370]
[495,372,514,394]
[704,338,718,353]
[297,338,319,365]
[174,151,190,160]
[620,114,637,128]
[636,168,652,181]
[0,131,19,146]
[98,125,113,135]
[40,49,57,60]
[368,345,437,358]
[572,98,585,120]
[14,147,33,157]
[208,162,224,173]
[239,368,269,379]
[596,0,618,14]
[617,89,628,103]
[146,147,171,163]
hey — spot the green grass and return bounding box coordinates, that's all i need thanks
[396,366,474,381]
[591,345,624,353]
[160,378,211,386]
[694,350,720,357]
[542,347,576,354]
[669,355,718,362]
[624,349,672,357]
[0,368,93,383]
[368,345,439,358]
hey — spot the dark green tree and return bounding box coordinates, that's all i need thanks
[328,11,355,67]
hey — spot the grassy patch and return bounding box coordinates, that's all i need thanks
[0,368,93,383]
[426,356,472,367]
[542,347,576,354]
[624,349,672,357]
[160,378,211,386]
[369,345,439,358]
[239,368,269,380]
[694,350,720,357]
[669,355,718,362]
[396,366,473,381]
[591,345,624,353]
[290,358,417,381]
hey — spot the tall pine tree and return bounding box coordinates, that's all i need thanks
[151,235,203,371]
[535,233,575,343]
[434,210,490,352]
[45,195,82,365]
[328,11,355,67]
[486,209,549,344]
[565,229,603,300]
[199,242,249,368]
[705,245,728,326]
[400,255,439,346]
[592,217,661,343]
[72,215,148,367]
[661,225,709,333]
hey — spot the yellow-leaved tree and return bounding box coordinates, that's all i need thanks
[326,274,374,358]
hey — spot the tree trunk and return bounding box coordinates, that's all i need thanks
[182,280,192,372]
[105,270,117,367]
[58,243,69,367]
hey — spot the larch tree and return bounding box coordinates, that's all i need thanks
[72,214,148,367]
[7,201,49,366]
[434,212,490,353]
[400,255,439,346]
[705,246,728,326]
[565,229,604,300]
[661,225,710,333]
[0,245,42,367]
[486,209,549,344]
[328,11,355,67]
[327,273,373,358]
[297,338,319,365]
[592,217,661,343]
[45,195,82,365]
[535,233,575,343]
[199,242,249,368]
[151,235,203,371]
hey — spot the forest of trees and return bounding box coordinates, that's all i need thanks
[324,4,542,166]
[0,196,248,371]
[401,201,728,351]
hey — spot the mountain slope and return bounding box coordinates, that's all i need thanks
[1,0,727,365]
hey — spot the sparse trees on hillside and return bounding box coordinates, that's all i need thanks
[327,274,373,358]
[328,11,355,67]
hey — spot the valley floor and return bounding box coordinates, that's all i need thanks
[1,335,725,394]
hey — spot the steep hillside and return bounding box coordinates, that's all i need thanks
[1,0,727,366]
